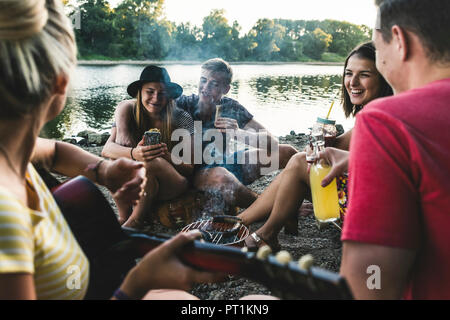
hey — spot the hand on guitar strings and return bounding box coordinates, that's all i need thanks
[118,230,226,299]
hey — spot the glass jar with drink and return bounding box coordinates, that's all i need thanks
[312,117,337,148]
[308,130,341,227]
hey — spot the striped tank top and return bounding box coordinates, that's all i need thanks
[0,164,89,299]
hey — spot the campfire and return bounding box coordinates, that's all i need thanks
[181,215,249,247]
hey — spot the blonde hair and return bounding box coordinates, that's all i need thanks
[133,91,175,150]
[0,0,76,118]
[201,58,233,86]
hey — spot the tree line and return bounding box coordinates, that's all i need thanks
[66,0,372,62]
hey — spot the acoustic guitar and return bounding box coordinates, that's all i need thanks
[51,175,353,300]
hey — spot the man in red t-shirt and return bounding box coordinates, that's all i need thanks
[336,0,450,299]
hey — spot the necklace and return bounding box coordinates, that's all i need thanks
[0,143,23,179]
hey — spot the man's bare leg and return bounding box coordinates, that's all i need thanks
[279,144,298,169]
[192,144,297,214]
[193,167,258,213]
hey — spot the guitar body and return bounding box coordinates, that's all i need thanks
[52,176,136,300]
[51,176,353,300]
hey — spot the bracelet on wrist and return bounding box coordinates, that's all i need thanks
[113,288,133,300]
[130,147,136,161]
[86,159,105,184]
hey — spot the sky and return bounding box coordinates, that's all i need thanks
[107,0,378,34]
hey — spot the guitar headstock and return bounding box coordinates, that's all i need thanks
[243,246,353,300]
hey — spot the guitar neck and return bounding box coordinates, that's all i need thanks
[130,233,249,275]
[128,233,353,300]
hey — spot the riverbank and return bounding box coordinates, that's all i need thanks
[77,60,344,66]
[67,133,342,300]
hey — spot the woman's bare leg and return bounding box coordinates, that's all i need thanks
[122,157,189,228]
[236,170,284,225]
[238,152,310,247]
[254,152,310,243]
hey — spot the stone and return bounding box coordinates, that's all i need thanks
[87,133,103,145]
[77,130,96,139]
[101,132,110,145]
[62,137,77,145]
[74,136,88,146]
[62,137,87,146]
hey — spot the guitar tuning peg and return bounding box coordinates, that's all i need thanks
[241,246,249,253]
[298,254,314,270]
[256,245,272,260]
[275,250,292,265]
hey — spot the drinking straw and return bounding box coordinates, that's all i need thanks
[326,101,335,119]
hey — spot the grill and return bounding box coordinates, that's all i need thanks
[181,215,249,247]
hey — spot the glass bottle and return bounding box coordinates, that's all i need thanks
[309,142,340,223]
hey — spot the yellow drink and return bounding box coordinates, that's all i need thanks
[309,161,340,222]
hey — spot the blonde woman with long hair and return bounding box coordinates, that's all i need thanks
[102,65,195,229]
[0,0,217,300]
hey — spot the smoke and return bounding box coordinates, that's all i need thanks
[200,187,235,219]
[170,123,281,220]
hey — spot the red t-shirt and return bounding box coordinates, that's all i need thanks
[342,78,450,299]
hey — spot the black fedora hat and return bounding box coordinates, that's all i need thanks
[127,65,183,99]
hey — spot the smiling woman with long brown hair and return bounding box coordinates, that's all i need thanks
[238,41,393,251]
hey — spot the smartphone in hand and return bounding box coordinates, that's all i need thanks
[144,129,161,146]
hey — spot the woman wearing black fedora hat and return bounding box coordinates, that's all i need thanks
[102,65,195,229]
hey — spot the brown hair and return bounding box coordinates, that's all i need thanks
[375,0,450,64]
[341,41,393,118]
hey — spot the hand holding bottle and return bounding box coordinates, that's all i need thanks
[317,147,349,187]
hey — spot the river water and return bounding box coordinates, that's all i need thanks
[41,63,355,139]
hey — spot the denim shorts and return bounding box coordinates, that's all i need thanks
[196,148,249,185]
